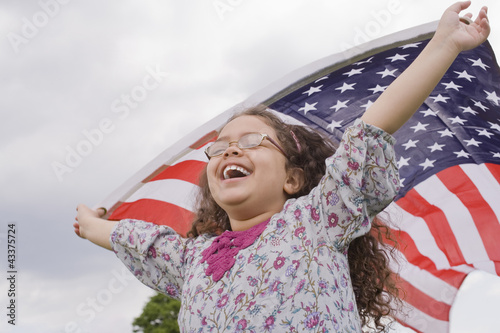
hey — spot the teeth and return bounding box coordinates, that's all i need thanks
[223,165,251,180]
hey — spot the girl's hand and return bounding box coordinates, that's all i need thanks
[74,204,107,239]
[74,204,116,250]
[361,1,491,134]
[436,1,490,53]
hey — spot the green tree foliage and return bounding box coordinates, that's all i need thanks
[132,293,181,333]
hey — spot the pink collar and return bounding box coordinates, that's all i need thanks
[201,219,269,282]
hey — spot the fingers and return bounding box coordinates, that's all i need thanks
[460,16,473,25]
[76,204,107,218]
[96,207,108,217]
[76,204,89,217]
[479,18,491,39]
[474,6,487,21]
[474,6,490,38]
[449,1,471,14]
[73,222,82,237]
[456,4,490,40]
[478,6,489,25]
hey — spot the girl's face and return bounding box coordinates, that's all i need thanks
[206,115,290,229]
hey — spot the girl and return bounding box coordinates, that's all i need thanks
[75,2,490,332]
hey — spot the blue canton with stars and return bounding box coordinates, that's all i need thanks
[269,39,500,199]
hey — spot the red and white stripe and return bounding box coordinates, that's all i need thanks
[387,163,500,331]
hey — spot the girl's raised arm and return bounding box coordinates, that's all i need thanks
[74,204,117,250]
[361,1,490,134]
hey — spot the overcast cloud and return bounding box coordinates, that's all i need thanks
[1,1,499,332]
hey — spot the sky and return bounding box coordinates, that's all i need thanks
[0,0,499,332]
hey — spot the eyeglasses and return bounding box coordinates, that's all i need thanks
[204,133,288,159]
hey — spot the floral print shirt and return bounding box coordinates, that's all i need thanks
[111,119,399,332]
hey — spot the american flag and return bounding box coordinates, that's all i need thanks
[99,22,500,332]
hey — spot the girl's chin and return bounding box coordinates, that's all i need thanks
[215,196,249,208]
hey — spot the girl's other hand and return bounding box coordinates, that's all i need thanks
[436,1,490,53]
[74,204,107,239]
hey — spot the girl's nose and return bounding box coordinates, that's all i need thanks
[223,143,242,157]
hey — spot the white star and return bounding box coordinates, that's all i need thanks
[327,120,343,132]
[454,150,471,158]
[488,121,500,132]
[302,85,323,96]
[442,81,463,91]
[299,102,318,115]
[427,142,446,152]
[368,84,388,94]
[420,109,438,117]
[400,42,421,49]
[343,68,364,77]
[410,122,430,132]
[454,70,475,82]
[360,100,374,110]
[336,82,356,93]
[386,53,409,62]
[397,156,411,168]
[376,68,397,78]
[484,90,500,106]
[330,100,350,112]
[419,158,436,170]
[448,116,467,125]
[402,139,419,150]
[459,106,479,115]
[315,76,329,83]
[438,128,455,137]
[464,138,482,147]
[354,57,373,66]
[430,94,451,103]
[468,58,490,70]
[476,129,494,138]
[472,100,489,111]
[399,178,406,187]
[492,151,500,158]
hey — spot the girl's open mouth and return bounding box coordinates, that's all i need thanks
[223,165,251,180]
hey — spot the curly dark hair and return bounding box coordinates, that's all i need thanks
[188,105,402,331]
